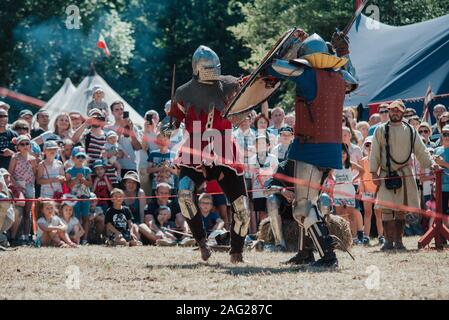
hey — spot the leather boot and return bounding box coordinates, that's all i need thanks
[283,231,315,265]
[380,221,395,251]
[198,238,211,261]
[394,220,406,250]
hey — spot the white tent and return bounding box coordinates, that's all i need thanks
[43,77,77,123]
[51,73,144,126]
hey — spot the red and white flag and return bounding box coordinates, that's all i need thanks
[422,84,434,125]
[97,33,110,57]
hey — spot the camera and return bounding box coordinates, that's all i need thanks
[123,111,129,119]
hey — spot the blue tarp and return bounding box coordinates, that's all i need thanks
[345,14,449,119]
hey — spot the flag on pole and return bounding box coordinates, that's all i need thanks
[97,33,110,57]
[422,84,434,125]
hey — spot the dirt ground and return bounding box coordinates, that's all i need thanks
[1,236,449,300]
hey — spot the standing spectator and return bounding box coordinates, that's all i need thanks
[368,113,381,128]
[33,112,73,145]
[418,122,436,148]
[433,125,449,226]
[138,110,159,196]
[105,101,142,177]
[0,108,17,169]
[87,86,109,119]
[331,144,365,244]
[249,135,279,233]
[105,188,142,246]
[72,108,119,185]
[198,193,225,235]
[18,109,33,127]
[122,171,146,225]
[8,135,38,245]
[356,121,370,145]
[254,113,276,149]
[11,120,41,158]
[1,169,25,246]
[65,148,92,244]
[284,112,295,128]
[359,137,384,244]
[31,109,50,139]
[147,132,177,193]
[0,101,10,112]
[268,107,285,136]
[343,115,360,145]
[368,104,390,137]
[36,141,65,199]
[233,115,256,192]
[92,160,113,213]
[69,112,85,132]
[408,115,421,130]
[403,108,417,120]
[273,126,294,162]
[370,100,437,251]
[433,112,449,145]
[431,104,447,138]
[59,139,75,168]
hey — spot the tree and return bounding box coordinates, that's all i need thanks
[153,0,251,108]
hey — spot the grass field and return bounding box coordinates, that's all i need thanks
[1,236,449,300]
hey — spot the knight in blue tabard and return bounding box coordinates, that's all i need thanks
[264,29,358,268]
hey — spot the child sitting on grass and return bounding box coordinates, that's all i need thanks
[59,201,84,245]
[105,188,142,246]
[37,200,77,247]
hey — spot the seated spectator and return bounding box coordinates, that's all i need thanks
[198,193,225,236]
[249,135,279,233]
[105,188,142,246]
[147,133,177,194]
[36,141,66,199]
[87,193,106,244]
[36,200,76,247]
[140,206,179,246]
[92,160,113,213]
[33,112,73,145]
[59,200,84,245]
[272,126,293,162]
[139,183,187,242]
[205,180,230,230]
[0,168,15,248]
[65,147,92,244]
[8,135,37,245]
[121,171,146,225]
[87,86,109,120]
[1,168,26,245]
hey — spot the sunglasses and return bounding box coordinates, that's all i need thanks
[0,115,8,118]
[19,142,30,146]
[76,155,87,159]
[443,133,449,138]
[419,130,430,134]
[16,127,29,131]
[379,110,389,114]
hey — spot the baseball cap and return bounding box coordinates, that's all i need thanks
[106,130,118,138]
[88,108,104,117]
[279,126,293,134]
[72,146,87,158]
[19,109,33,118]
[16,135,31,145]
[43,140,59,150]
[93,159,105,169]
[388,100,406,112]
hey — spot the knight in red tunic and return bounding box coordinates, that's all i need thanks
[166,45,250,264]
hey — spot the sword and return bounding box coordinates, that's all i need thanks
[161,226,192,238]
[341,0,370,35]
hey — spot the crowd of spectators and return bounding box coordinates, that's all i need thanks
[0,89,447,250]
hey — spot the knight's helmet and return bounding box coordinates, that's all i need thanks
[192,45,221,82]
[297,33,348,69]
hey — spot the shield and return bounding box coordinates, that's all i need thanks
[224,28,298,117]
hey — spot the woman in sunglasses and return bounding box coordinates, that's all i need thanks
[8,135,38,244]
[418,122,436,148]
[434,112,449,145]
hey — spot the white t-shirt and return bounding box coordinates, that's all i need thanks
[333,168,356,200]
[249,153,279,199]
[37,215,65,236]
[62,217,80,234]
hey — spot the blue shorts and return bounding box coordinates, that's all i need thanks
[74,196,90,219]
[213,194,228,207]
